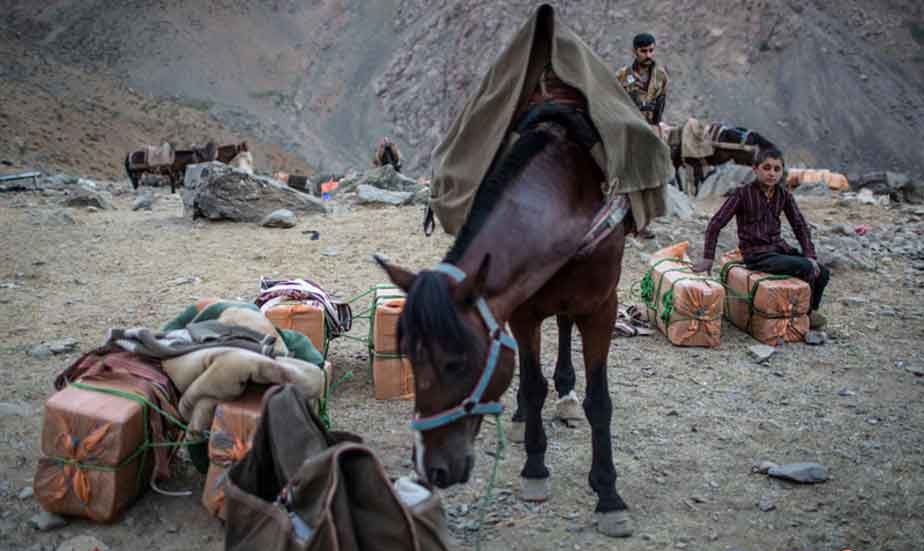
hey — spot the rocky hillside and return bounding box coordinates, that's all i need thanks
[1,0,922,178]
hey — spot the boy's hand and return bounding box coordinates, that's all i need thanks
[692,258,713,273]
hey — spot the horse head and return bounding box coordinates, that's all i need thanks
[375,254,516,488]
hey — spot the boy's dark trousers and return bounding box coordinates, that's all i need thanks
[743,252,830,311]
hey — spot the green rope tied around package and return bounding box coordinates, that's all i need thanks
[719,262,807,338]
[317,369,354,429]
[474,414,507,551]
[49,382,207,500]
[640,257,679,309]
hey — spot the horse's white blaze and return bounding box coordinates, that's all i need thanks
[413,426,426,476]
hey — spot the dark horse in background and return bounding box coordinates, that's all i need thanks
[377,109,637,537]
[667,121,776,196]
[124,141,248,193]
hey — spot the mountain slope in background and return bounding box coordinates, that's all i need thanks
[2,0,922,178]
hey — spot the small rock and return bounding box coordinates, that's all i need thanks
[748,344,776,363]
[767,462,828,483]
[47,337,78,354]
[29,344,52,360]
[804,331,826,345]
[832,223,853,235]
[260,209,297,228]
[906,365,924,377]
[840,296,867,307]
[321,248,338,257]
[837,388,856,397]
[752,460,779,474]
[0,401,31,417]
[30,511,68,531]
[19,486,34,499]
[173,276,200,286]
[56,535,110,551]
[758,496,776,512]
[132,192,155,211]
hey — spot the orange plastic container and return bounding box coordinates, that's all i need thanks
[265,302,326,352]
[720,250,811,345]
[371,295,413,400]
[34,381,155,522]
[202,386,267,519]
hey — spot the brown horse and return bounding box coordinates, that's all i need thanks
[377,112,636,537]
[125,141,248,193]
[671,124,776,196]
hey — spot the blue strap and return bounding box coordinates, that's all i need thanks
[409,262,518,432]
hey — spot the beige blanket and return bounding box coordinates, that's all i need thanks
[680,118,715,159]
[430,4,672,235]
[144,143,174,167]
[163,347,325,432]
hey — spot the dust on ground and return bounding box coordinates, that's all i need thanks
[1,186,922,551]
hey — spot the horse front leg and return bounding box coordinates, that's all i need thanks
[575,295,632,537]
[509,313,550,502]
[553,315,582,424]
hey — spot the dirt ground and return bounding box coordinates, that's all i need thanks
[1,185,922,551]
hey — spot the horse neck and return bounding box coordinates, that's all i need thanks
[452,141,601,322]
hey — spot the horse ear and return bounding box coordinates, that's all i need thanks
[453,254,491,304]
[374,255,417,293]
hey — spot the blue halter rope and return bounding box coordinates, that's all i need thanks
[409,262,518,432]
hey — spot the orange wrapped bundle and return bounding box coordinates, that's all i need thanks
[720,250,810,345]
[786,169,849,192]
[371,286,414,400]
[264,302,326,352]
[643,242,725,347]
[34,380,156,522]
[202,387,267,520]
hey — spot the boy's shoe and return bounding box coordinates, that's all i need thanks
[809,311,828,329]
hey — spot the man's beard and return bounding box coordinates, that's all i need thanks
[639,58,654,67]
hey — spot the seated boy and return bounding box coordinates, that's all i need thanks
[692,148,830,330]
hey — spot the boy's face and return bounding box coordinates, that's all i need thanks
[753,157,784,187]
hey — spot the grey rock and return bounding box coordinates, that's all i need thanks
[907,365,924,377]
[696,164,754,199]
[837,388,856,397]
[804,330,826,345]
[665,184,696,221]
[758,496,776,512]
[63,180,113,210]
[840,296,867,306]
[748,344,776,363]
[183,162,328,222]
[48,337,78,354]
[56,535,110,551]
[793,182,833,197]
[131,192,155,211]
[413,186,431,206]
[356,184,414,206]
[29,344,52,360]
[173,276,200,286]
[0,401,32,417]
[767,462,828,483]
[260,209,297,228]
[901,180,924,204]
[30,511,68,531]
[355,165,420,193]
[752,460,778,474]
[19,485,34,499]
[831,223,854,236]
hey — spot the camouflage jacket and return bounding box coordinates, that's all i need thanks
[615,61,668,125]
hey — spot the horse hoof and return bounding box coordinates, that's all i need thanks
[506,420,525,443]
[520,477,550,502]
[595,510,633,538]
[554,390,583,424]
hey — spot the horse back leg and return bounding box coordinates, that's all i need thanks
[508,312,550,500]
[553,314,576,397]
[574,293,631,535]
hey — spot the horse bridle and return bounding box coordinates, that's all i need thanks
[409,263,518,432]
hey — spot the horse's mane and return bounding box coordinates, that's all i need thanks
[444,129,555,263]
[748,131,776,151]
[399,270,481,372]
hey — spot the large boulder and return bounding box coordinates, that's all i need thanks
[334,165,420,196]
[696,164,754,199]
[356,184,414,206]
[183,162,328,221]
[664,184,696,220]
[62,179,114,210]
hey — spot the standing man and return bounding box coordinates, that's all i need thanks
[372,137,402,173]
[691,148,830,330]
[616,33,668,131]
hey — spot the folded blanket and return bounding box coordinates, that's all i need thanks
[163,347,325,432]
